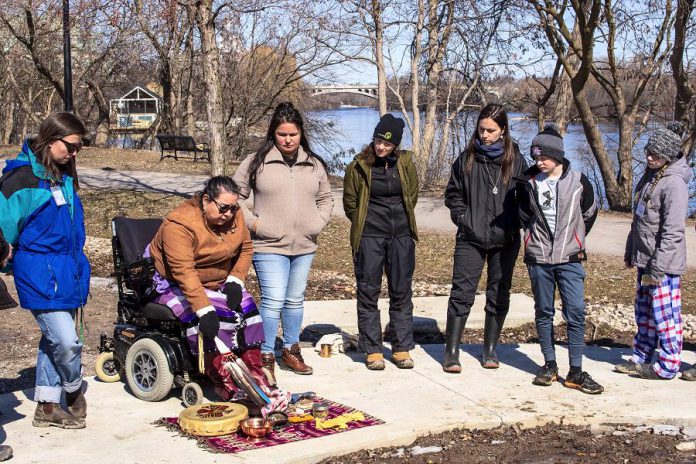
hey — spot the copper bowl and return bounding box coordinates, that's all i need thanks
[239,417,273,439]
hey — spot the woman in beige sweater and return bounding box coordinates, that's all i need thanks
[234,102,333,382]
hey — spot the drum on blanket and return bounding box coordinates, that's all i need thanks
[178,402,249,437]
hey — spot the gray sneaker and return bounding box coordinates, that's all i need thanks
[633,363,670,380]
[681,367,696,381]
[614,360,639,374]
[0,445,12,462]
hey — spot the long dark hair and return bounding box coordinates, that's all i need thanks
[464,104,516,185]
[30,112,86,188]
[357,142,401,167]
[247,102,327,189]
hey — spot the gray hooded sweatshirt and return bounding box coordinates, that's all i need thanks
[624,154,691,280]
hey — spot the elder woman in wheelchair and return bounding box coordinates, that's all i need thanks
[144,176,276,402]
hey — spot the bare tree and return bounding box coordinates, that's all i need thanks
[528,0,675,211]
[671,0,696,157]
[131,0,194,135]
[0,0,137,145]
[187,0,226,175]
[216,1,348,161]
[379,0,511,181]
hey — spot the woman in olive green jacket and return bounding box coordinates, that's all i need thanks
[343,114,418,370]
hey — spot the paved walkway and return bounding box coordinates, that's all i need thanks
[1,344,694,464]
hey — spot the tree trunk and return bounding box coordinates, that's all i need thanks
[553,21,581,135]
[86,80,111,147]
[671,0,694,122]
[196,0,226,176]
[573,91,631,211]
[537,106,545,131]
[185,28,196,136]
[671,0,695,157]
[554,73,573,134]
[409,0,425,173]
[159,59,175,134]
[371,0,388,116]
[420,0,453,176]
[615,115,636,207]
[1,102,15,145]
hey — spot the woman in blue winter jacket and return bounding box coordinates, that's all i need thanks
[0,112,90,429]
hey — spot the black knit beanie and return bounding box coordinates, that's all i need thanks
[373,114,405,147]
[530,123,565,162]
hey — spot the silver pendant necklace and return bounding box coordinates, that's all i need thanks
[482,161,502,195]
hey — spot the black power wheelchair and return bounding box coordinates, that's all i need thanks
[95,216,205,406]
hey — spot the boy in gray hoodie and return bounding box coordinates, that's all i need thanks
[516,124,603,394]
[618,123,691,380]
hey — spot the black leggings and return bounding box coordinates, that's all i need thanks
[447,239,520,318]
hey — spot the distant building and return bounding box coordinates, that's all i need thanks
[110,86,161,129]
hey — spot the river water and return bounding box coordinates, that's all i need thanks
[310,107,627,170]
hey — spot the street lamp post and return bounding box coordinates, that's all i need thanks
[62,0,73,112]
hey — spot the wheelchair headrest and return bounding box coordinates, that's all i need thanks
[112,217,163,263]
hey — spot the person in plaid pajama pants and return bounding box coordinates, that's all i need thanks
[619,122,690,380]
[632,269,683,378]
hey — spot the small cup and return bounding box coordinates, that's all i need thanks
[320,344,332,358]
[312,402,329,420]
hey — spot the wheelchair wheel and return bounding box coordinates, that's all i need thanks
[125,338,174,402]
[95,352,121,383]
[182,382,204,407]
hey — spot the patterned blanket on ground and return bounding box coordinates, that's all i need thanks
[154,397,384,454]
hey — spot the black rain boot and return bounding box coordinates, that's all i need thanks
[481,313,506,369]
[442,314,466,373]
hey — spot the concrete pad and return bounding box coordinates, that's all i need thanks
[2,344,694,463]
[304,294,550,335]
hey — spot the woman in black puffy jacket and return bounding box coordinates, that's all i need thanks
[442,104,526,373]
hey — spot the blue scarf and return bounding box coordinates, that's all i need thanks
[474,139,504,159]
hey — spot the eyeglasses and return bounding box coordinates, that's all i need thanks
[210,198,240,214]
[59,138,83,154]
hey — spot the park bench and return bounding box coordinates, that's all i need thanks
[155,135,210,162]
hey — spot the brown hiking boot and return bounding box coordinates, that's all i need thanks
[33,402,85,429]
[261,352,278,386]
[66,388,86,419]
[279,344,313,375]
[366,353,385,371]
[392,351,414,369]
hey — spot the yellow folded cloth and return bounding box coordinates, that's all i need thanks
[315,411,365,430]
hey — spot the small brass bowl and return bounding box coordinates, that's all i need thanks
[239,417,273,440]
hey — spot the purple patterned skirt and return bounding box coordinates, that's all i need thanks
[145,247,264,355]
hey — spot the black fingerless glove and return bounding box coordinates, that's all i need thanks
[223,281,243,310]
[198,311,220,340]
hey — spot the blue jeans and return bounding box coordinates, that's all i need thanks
[527,262,586,368]
[31,310,83,403]
[252,252,315,353]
